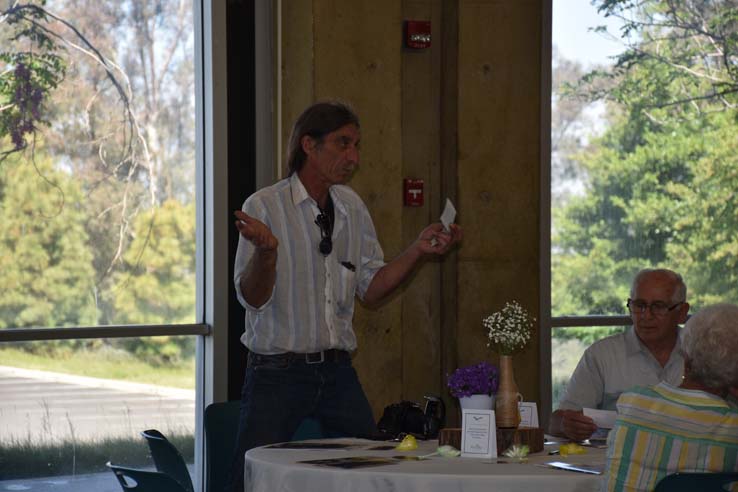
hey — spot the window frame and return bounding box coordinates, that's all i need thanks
[539,0,634,430]
[0,1,230,490]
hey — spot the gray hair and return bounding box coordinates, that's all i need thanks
[681,303,738,391]
[630,268,687,304]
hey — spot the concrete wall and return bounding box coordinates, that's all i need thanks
[280,0,544,426]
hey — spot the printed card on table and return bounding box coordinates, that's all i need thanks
[461,408,497,459]
[518,401,539,428]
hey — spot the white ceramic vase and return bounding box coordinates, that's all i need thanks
[458,394,495,411]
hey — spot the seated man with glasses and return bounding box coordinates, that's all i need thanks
[228,101,462,492]
[549,268,689,441]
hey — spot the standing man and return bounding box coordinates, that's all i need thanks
[228,101,462,490]
[549,268,689,441]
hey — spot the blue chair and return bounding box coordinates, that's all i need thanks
[292,416,325,440]
[654,472,738,491]
[140,429,194,492]
[204,401,241,492]
[107,462,188,492]
[203,401,326,492]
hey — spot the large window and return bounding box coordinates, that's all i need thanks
[0,0,215,488]
[1,1,197,329]
[551,0,738,408]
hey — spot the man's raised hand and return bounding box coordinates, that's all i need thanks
[234,210,278,251]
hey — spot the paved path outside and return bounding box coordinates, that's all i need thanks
[0,465,196,492]
[0,366,196,490]
[0,366,195,442]
[1,470,125,492]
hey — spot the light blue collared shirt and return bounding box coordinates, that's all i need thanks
[558,327,684,411]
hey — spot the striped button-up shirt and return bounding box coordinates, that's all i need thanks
[602,382,738,492]
[234,173,386,354]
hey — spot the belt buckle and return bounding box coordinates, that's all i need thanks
[306,351,324,364]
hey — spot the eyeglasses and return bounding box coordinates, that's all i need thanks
[315,213,332,256]
[627,299,683,317]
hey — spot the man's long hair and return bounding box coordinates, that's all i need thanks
[286,101,360,176]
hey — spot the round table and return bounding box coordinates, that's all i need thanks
[244,438,605,492]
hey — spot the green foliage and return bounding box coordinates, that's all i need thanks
[583,0,738,116]
[108,199,197,365]
[554,326,627,345]
[0,152,97,329]
[0,343,195,388]
[664,112,738,306]
[0,2,66,154]
[0,1,197,367]
[554,1,738,318]
[554,108,738,315]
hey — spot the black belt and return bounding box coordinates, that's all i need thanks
[248,349,350,365]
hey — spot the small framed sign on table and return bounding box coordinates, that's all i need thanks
[460,409,497,459]
[518,401,539,428]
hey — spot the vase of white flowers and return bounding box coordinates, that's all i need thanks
[495,355,522,428]
[483,300,535,428]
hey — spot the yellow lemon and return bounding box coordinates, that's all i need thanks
[395,434,418,451]
[559,443,587,456]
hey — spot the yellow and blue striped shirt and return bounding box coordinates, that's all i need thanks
[602,382,738,491]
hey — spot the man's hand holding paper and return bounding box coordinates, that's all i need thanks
[428,198,461,251]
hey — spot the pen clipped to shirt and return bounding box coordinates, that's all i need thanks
[340,261,356,272]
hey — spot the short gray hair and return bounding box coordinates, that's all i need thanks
[630,268,687,304]
[681,303,738,391]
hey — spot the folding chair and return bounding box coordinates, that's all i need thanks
[654,472,738,492]
[107,461,188,492]
[140,429,194,492]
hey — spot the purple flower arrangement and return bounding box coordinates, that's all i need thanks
[446,361,499,398]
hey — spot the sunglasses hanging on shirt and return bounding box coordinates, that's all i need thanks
[315,195,334,256]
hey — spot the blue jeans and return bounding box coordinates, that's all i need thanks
[226,350,377,492]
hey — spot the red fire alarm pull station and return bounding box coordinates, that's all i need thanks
[404,178,424,207]
[405,20,431,49]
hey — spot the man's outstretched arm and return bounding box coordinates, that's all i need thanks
[235,210,278,308]
[363,223,461,305]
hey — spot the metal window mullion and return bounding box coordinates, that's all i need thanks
[551,315,632,328]
[0,324,211,342]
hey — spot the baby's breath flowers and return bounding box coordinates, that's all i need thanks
[483,300,535,355]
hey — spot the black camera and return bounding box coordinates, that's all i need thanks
[377,395,446,440]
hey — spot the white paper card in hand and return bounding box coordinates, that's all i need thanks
[440,198,457,232]
[583,408,616,429]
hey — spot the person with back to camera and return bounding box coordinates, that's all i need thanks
[549,268,689,441]
[226,100,462,491]
[602,303,738,491]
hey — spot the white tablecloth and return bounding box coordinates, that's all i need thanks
[244,438,605,492]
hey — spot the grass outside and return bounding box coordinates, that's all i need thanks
[551,336,588,410]
[550,328,628,409]
[0,346,195,389]
[0,433,194,479]
[0,346,195,479]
